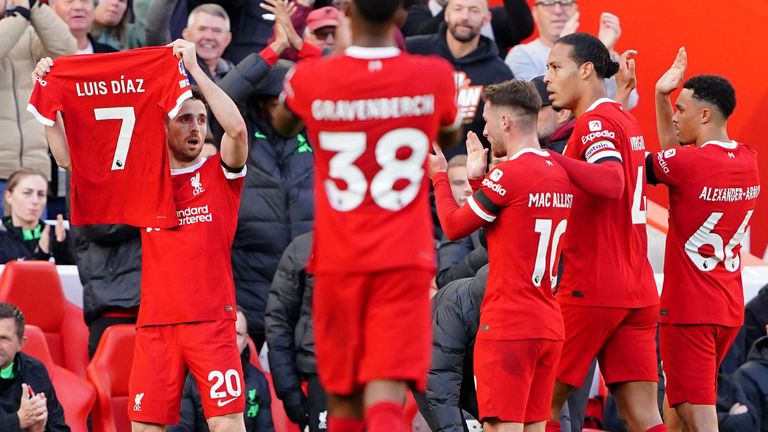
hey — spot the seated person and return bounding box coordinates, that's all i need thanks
[0,302,69,432]
[0,168,74,264]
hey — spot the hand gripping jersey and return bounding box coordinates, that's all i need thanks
[138,155,246,326]
[283,46,460,273]
[27,47,192,228]
[649,141,760,326]
[559,98,657,308]
[463,149,572,341]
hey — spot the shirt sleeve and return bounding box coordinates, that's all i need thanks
[647,146,687,188]
[27,73,62,127]
[572,113,623,164]
[161,47,193,119]
[466,167,510,223]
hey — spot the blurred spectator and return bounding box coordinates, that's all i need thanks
[51,0,116,53]
[401,0,533,59]
[91,0,142,50]
[145,0,274,64]
[215,13,315,347]
[70,223,141,357]
[0,169,75,265]
[531,75,573,154]
[0,0,75,216]
[505,1,637,108]
[303,6,337,53]
[717,328,768,432]
[169,307,274,432]
[0,303,69,432]
[146,2,234,82]
[406,0,514,159]
[722,284,768,374]
[266,231,327,432]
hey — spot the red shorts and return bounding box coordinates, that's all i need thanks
[660,323,739,406]
[557,304,658,387]
[313,268,433,395]
[474,338,562,423]
[128,320,244,425]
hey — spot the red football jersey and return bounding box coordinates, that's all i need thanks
[138,155,245,326]
[283,47,460,273]
[559,98,657,308]
[465,149,573,341]
[27,47,191,228]
[649,141,760,326]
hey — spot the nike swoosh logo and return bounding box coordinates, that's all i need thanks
[217,397,238,407]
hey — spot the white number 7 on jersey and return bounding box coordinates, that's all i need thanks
[94,107,136,171]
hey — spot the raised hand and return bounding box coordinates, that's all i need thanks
[560,10,580,37]
[614,49,637,107]
[656,47,687,96]
[38,224,51,255]
[428,143,448,179]
[597,12,621,51]
[54,214,66,243]
[166,39,199,73]
[31,57,54,81]
[17,384,47,429]
[465,131,488,180]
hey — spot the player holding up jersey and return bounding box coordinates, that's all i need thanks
[543,33,666,432]
[32,38,249,432]
[430,79,573,432]
[274,1,461,431]
[649,48,760,432]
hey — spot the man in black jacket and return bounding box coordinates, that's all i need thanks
[0,303,69,432]
[169,308,273,432]
[71,224,141,357]
[265,232,327,432]
[216,29,315,347]
[406,0,514,159]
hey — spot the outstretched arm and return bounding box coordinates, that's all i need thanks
[31,57,72,171]
[547,150,625,199]
[168,39,248,169]
[655,47,687,150]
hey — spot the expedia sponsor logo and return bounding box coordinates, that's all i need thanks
[584,141,616,160]
[489,169,503,181]
[588,120,602,131]
[581,129,616,145]
[482,178,506,196]
[657,152,670,174]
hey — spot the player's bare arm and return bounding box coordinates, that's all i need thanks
[32,57,72,171]
[168,38,248,169]
[656,47,687,150]
[614,49,637,108]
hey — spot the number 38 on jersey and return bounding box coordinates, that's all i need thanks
[319,129,429,212]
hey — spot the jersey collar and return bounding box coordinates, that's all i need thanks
[701,140,738,150]
[345,46,401,59]
[585,97,617,113]
[171,157,206,175]
[509,147,550,161]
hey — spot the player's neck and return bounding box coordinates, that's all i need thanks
[170,156,203,170]
[446,34,479,59]
[573,84,608,118]
[695,127,731,148]
[505,133,541,157]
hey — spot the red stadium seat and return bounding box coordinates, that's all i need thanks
[0,261,89,378]
[23,325,96,432]
[87,324,136,432]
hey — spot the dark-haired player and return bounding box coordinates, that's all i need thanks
[649,48,760,432]
[543,33,666,432]
[273,1,461,431]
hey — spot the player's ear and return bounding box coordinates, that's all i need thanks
[699,106,712,125]
[579,61,594,80]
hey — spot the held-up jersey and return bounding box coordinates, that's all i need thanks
[138,155,246,326]
[283,46,460,273]
[648,141,760,326]
[559,98,657,308]
[433,148,573,341]
[27,47,191,228]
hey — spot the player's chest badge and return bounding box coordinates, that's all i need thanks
[190,172,205,196]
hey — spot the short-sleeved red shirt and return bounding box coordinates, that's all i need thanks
[27,47,191,227]
[283,46,460,273]
[649,141,760,326]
